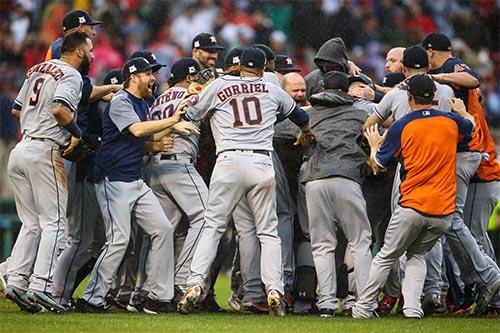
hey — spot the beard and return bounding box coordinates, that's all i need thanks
[79,54,91,75]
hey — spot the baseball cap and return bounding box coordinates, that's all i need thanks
[274,55,300,73]
[169,57,200,83]
[240,48,267,68]
[402,45,429,69]
[407,74,436,99]
[129,50,165,72]
[252,44,275,61]
[224,47,244,69]
[321,71,349,92]
[62,10,101,32]
[382,72,405,87]
[348,74,375,91]
[103,69,123,85]
[422,32,452,52]
[122,57,157,81]
[192,33,225,51]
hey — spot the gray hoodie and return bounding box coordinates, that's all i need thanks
[304,38,350,99]
[301,89,368,185]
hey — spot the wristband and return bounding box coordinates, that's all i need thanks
[63,118,82,138]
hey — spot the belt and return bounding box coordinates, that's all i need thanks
[22,135,65,150]
[151,154,194,163]
[219,149,271,156]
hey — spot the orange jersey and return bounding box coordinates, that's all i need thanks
[375,109,473,216]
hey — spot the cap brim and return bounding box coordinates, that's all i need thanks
[87,21,102,26]
[151,64,166,72]
[200,45,225,51]
[276,68,300,73]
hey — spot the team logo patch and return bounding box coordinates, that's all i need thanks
[151,53,157,60]
[286,58,292,65]
[188,66,196,73]
[65,87,77,97]
[188,94,200,106]
[248,62,253,67]
[110,77,118,84]
[78,16,86,24]
[422,110,430,116]
[194,41,200,48]
[232,56,240,64]
[129,65,137,73]
[210,36,217,43]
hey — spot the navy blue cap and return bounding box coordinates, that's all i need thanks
[321,71,349,92]
[382,72,405,87]
[402,45,429,69]
[63,10,101,32]
[192,33,225,51]
[240,48,267,68]
[422,32,452,52]
[224,47,244,69]
[122,57,157,81]
[348,74,375,91]
[103,68,123,85]
[252,44,275,61]
[168,57,200,83]
[129,50,165,72]
[407,74,436,99]
[274,55,300,73]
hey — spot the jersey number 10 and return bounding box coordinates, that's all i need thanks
[230,97,263,127]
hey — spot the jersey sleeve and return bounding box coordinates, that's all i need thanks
[274,86,296,116]
[445,58,481,81]
[13,79,30,110]
[375,122,403,168]
[80,76,93,106]
[448,112,474,141]
[53,70,83,112]
[184,84,217,121]
[373,89,394,121]
[109,96,141,133]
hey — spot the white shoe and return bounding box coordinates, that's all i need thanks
[267,290,285,317]
[177,285,201,314]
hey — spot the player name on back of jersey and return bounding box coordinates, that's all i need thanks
[217,82,269,102]
[26,61,64,81]
[152,90,186,108]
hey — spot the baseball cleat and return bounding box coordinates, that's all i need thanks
[26,290,66,314]
[142,297,176,314]
[227,293,243,313]
[177,285,201,314]
[377,295,397,316]
[474,277,500,314]
[319,308,335,317]
[242,299,269,314]
[198,293,226,313]
[74,298,104,313]
[4,286,42,313]
[267,289,285,317]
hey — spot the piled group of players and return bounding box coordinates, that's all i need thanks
[1,9,499,319]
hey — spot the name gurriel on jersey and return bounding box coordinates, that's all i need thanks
[217,82,269,102]
[26,62,64,81]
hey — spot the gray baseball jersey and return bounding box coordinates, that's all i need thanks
[374,80,454,122]
[185,76,296,153]
[14,59,83,146]
[149,86,200,159]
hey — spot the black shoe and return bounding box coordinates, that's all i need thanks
[198,293,225,313]
[126,291,146,312]
[459,283,478,309]
[26,290,66,313]
[142,297,176,314]
[74,298,104,313]
[242,299,269,314]
[4,286,41,313]
[422,293,442,316]
[319,308,335,317]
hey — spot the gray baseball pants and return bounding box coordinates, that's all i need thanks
[82,177,174,306]
[145,155,208,286]
[53,176,105,304]
[7,139,67,293]
[353,205,452,318]
[187,151,284,295]
[306,177,372,311]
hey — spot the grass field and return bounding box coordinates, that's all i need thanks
[1,274,499,333]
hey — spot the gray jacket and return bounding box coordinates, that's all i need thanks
[302,90,368,185]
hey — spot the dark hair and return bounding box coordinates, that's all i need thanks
[413,95,434,105]
[61,31,90,54]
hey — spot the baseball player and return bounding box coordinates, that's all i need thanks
[177,48,315,317]
[424,32,500,313]
[375,47,404,95]
[5,32,92,313]
[353,74,475,318]
[303,71,373,317]
[74,57,198,314]
[145,57,206,294]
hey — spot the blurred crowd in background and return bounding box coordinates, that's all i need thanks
[0,0,499,197]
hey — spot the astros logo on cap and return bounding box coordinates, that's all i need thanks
[194,41,200,48]
[188,66,196,73]
[233,56,240,64]
[129,65,137,73]
[210,36,217,43]
[110,77,118,84]
[78,16,86,24]
[286,58,292,65]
